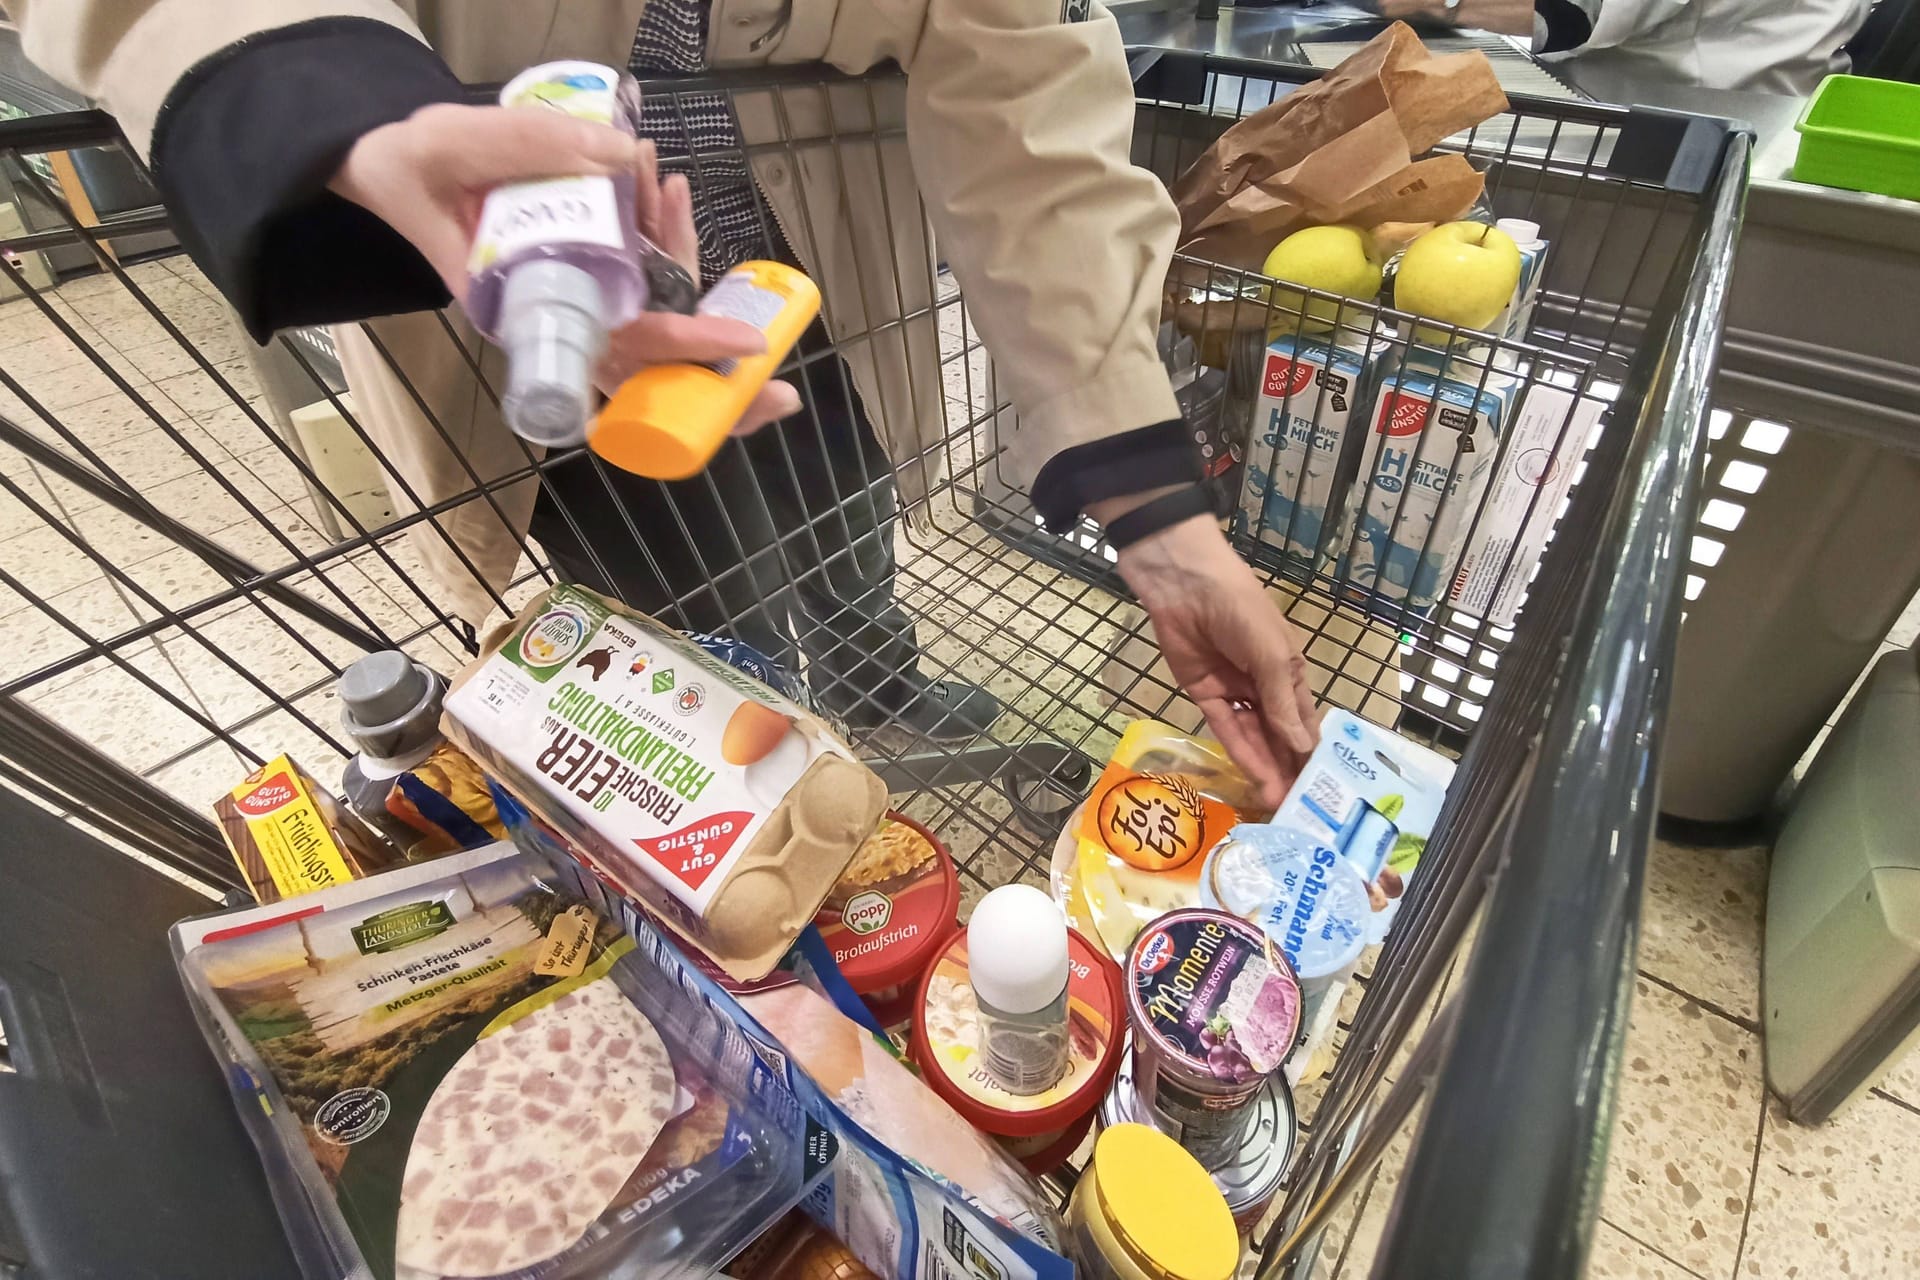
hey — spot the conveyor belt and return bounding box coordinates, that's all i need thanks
[1299,32,1590,102]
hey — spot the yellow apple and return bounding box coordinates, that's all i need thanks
[1394,221,1523,345]
[1260,225,1383,336]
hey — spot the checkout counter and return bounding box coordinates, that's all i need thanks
[1116,2,1920,829]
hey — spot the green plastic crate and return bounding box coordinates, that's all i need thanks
[1794,74,1920,202]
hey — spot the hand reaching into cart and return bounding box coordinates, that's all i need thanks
[328,104,801,433]
[1093,497,1322,806]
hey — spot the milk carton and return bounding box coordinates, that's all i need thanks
[1340,360,1511,611]
[1448,378,1607,626]
[1234,334,1372,565]
[1493,218,1550,339]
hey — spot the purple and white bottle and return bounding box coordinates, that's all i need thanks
[465,60,692,447]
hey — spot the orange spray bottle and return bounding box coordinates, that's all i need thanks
[589,260,821,479]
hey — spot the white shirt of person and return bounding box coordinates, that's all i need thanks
[1534,0,1873,95]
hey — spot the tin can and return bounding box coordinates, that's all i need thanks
[1100,1050,1295,1235]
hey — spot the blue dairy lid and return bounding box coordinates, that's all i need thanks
[1201,824,1373,980]
[683,630,812,710]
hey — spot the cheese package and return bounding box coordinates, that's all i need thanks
[214,752,400,903]
[172,843,820,1280]
[1070,721,1266,961]
[443,585,888,982]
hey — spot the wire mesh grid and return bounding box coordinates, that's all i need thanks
[0,57,1738,1279]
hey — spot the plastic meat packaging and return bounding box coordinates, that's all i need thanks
[172,842,823,1280]
[739,959,1073,1280]
[497,793,1075,1280]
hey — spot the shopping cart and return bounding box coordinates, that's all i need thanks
[0,50,1747,1280]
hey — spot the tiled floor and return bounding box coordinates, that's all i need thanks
[1308,830,1920,1280]
[0,255,478,806]
[7,255,1920,1280]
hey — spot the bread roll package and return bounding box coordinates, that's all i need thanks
[443,585,887,982]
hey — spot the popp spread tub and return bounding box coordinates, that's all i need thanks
[813,812,960,1029]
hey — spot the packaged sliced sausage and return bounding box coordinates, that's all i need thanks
[442,584,888,982]
[504,801,1075,1280]
[172,843,825,1280]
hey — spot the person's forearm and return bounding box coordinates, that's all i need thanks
[1450,0,1534,35]
[153,18,464,340]
[1532,0,1596,51]
[899,0,1186,505]
[1031,421,1203,532]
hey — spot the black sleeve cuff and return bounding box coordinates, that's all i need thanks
[1534,0,1594,53]
[1029,419,1203,531]
[1103,485,1216,548]
[150,18,468,342]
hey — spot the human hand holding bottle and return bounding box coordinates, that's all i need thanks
[592,153,804,433]
[328,103,799,436]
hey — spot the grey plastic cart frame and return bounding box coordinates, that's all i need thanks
[0,52,1747,1279]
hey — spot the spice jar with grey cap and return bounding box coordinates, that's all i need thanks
[339,651,501,858]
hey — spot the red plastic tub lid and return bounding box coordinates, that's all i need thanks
[909,925,1125,1139]
[813,812,959,994]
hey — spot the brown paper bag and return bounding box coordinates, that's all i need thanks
[1170,23,1509,272]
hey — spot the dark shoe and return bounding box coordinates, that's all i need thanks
[831,674,1002,743]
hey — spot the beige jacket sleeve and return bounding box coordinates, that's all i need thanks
[3,0,421,157]
[831,0,1183,495]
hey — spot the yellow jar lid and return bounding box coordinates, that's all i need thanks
[1091,1124,1239,1279]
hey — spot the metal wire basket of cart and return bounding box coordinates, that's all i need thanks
[0,49,1748,1280]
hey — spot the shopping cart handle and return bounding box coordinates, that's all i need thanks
[1128,47,1168,85]
[1127,45,1216,107]
[1608,106,1743,197]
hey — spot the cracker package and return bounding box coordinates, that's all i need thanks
[443,585,887,983]
[214,753,400,903]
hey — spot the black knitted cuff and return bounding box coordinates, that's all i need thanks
[151,18,467,340]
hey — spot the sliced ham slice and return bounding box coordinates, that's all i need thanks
[394,979,675,1277]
